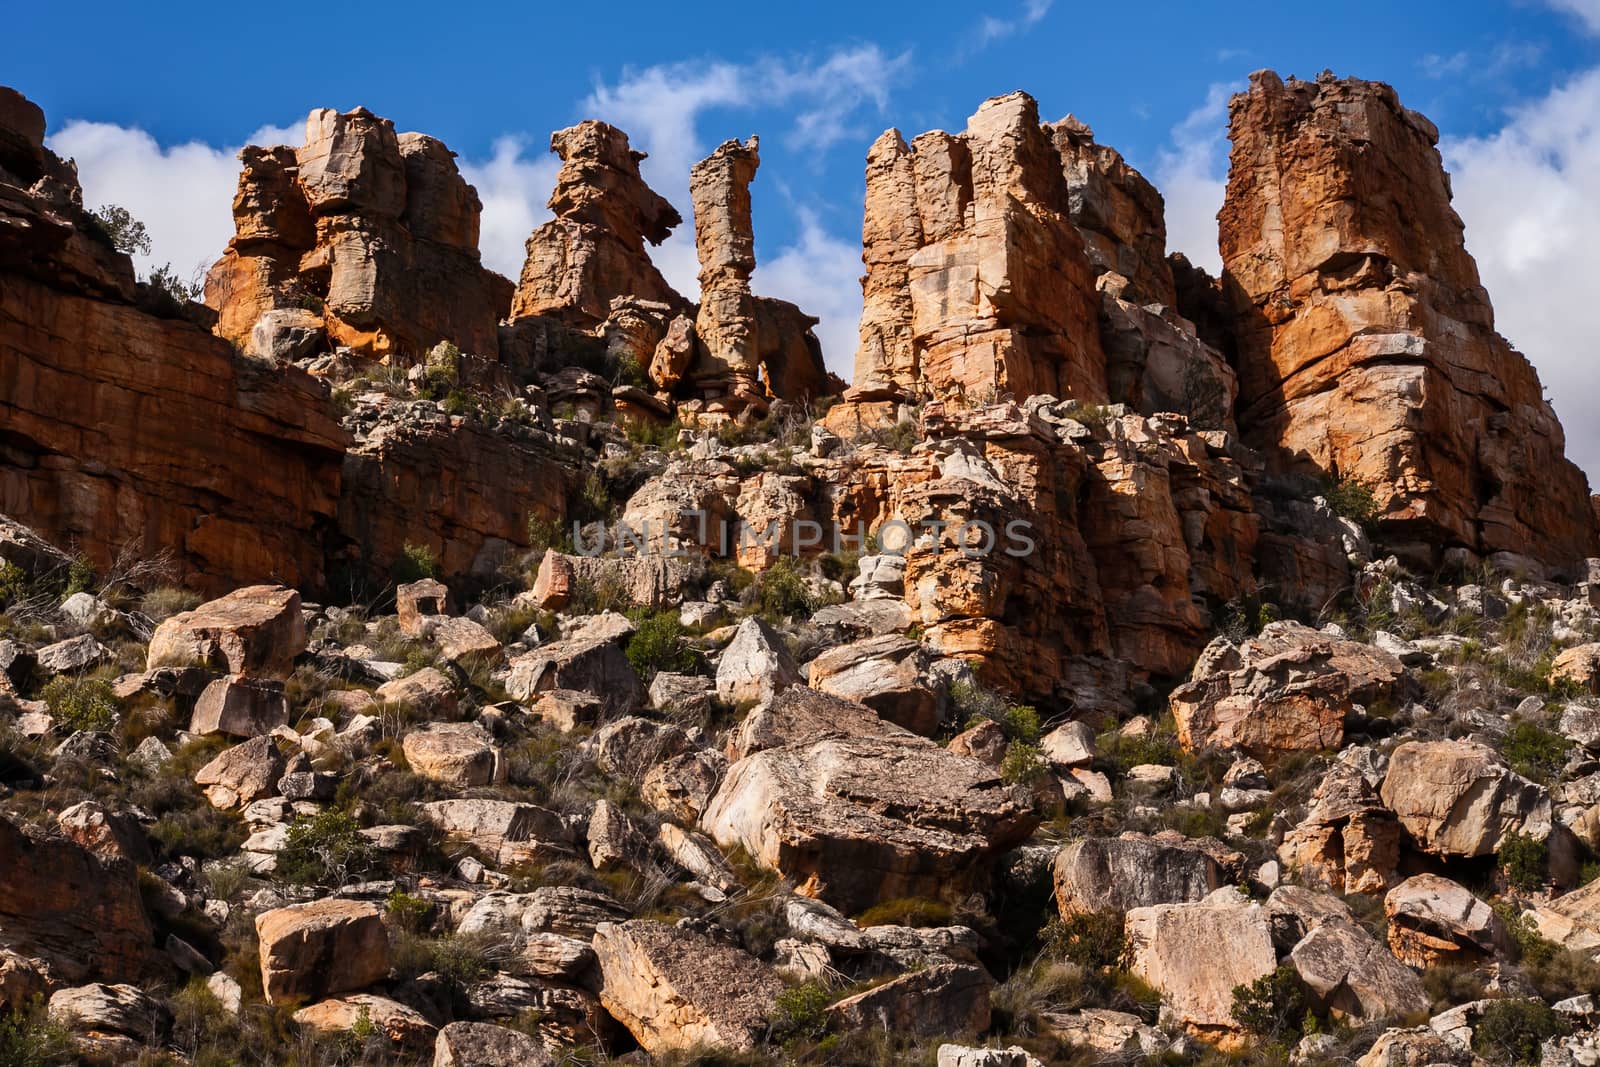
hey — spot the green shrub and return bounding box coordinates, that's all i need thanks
[1500,830,1548,892]
[1503,720,1570,783]
[770,981,831,1043]
[88,204,151,256]
[1472,999,1569,1065]
[141,585,202,622]
[1325,477,1380,527]
[1001,741,1047,786]
[40,676,118,732]
[386,889,432,934]
[526,513,572,556]
[276,810,376,887]
[854,897,953,928]
[0,1004,75,1066]
[755,556,817,622]
[0,562,32,606]
[1231,965,1312,1041]
[1001,704,1042,743]
[390,541,439,584]
[63,555,96,597]
[626,611,696,678]
[1043,911,1125,969]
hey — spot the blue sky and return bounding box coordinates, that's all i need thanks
[10,0,1600,473]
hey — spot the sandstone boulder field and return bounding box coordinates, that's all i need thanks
[2,67,1600,1065]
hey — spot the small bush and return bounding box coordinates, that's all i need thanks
[141,585,202,622]
[854,897,953,928]
[1503,720,1569,783]
[626,611,696,678]
[1043,911,1125,969]
[770,982,831,1043]
[88,204,152,256]
[1231,965,1312,1041]
[1001,742,1047,786]
[0,1004,75,1066]
[40,676,118,732]
[390,541,439,584]
[1472,999,1569,1066]
[386,890,432,934]
[1002,704,1042,743]
[276,809,376,887]
[1500,830,1547,892]
[1326,477,1380,527]
[526,513,572,556]
[63,555,96,597]
[755,556,818,623]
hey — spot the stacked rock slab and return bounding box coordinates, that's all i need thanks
[0,86,349,592]
[1219,70,1596,572]
[841,92,1107,414]
[205,106,512,361]
[510,120,683,325]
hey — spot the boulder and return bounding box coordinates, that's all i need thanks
[255,898,390,1004]
[1383,874,1508,968]
[36,634,110,674]
[641,749,726,822]
[146,585,305,676]
[826,963,993,1039]
[506,612,641,713]
[376,666,459,716]
[1039,721,1097,769]
[1379,740,1550,856]
[0,814,155,984]
[56,801,151,866]
[592,920,783,1054]
[589,716,691,777]
[703,699,1038,911]
[1532,878,1600,954]
[420,799,572,866]
[715,617,802,708]
[530,688,603,732]
[396,578,451,635]
[189,675,290,737]
[948,720,1010,767]
[48,982,169,1039]
[194,735,284,809]
[1054,834,1225,917]
[433,1021,554,1067]
[726,684,914,761]
[1552,644,1600,693]
[807,634,940,735]
[402,722,500,786]
[1171,623,1404,756]
[293,994,436,1048]
[1124,887,1276,1046]
[458,887,628,941]
[1277,757,1400,894]
[1281,903,1429,1021]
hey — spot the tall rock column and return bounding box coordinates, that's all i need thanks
[847,130,923,402]
[687,136,766,415]
[1220,70,1596,572]
[510,121,684,325]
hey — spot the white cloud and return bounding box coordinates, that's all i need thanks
[1151,81,1239,275]
[1444,65,1600,480]
[48,119,300,282]
[969,0,1054,49]
[460,135,559,279]
[1547,0,1600,33]
[752,208,863,376]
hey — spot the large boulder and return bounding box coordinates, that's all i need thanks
[402,722,501,787]
[1054,834,1226,918]
[255,898,390,1005]
[194,735,284,809]
[825,963,993,1039]
[807,634,940,735]
[188,675,290,737]
[1171,623,1404,756]
[420,799,572,866]
[294,993,437,1048]
[715,617,802,708]
[432,1021,554,1067]
[1125,887,1276,1047]
[1379,740,1550,856]
[702,692,1038,912]
[1277,756,1400,894]
[1383,874,1509,967]
[506,612,642,714]
[1268,887,1428,1022]
[146,585,305,676]
[592,920,783,1054]
[1531,878,1600,954]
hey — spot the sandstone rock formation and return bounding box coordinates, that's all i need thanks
[1219,70,1596,572]
[206,106,512,361]
[1379,739,1550,857]
[510,121,683,324]
[255,899,390,1004]
[843,93,1106,410]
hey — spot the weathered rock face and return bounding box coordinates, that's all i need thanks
[255,899,390,1005]
[207,106,512,361]
[591,920,782,1054]
[845,92,1106,409]
[1382,874,1508,968]
[1171,622,1405,757]
[701,687,1039,912]
[1379,739,1551,857]
[1053,834,1224,918]
[1219,70,1596,572]
[0,92,349,592]
[1277,758,1400,894]
[0,814,156,985]
[511,121,683,325]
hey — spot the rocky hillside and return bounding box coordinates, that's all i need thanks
[1,68,1599,1066]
